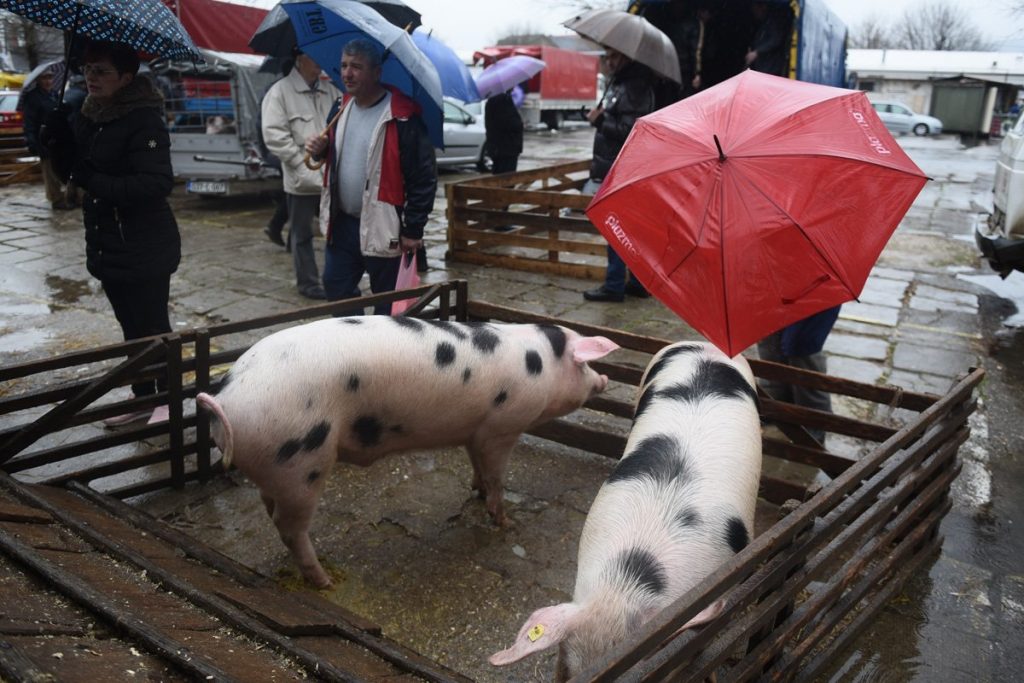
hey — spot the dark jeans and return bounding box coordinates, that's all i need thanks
[102,276,172,397]
[285,193,321,294]
[323,212,401,315]
[267,189,288,234]
[757,331,832,443]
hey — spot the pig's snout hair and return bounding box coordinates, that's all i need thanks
[196,392,234,468]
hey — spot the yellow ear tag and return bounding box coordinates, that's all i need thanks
[528,624,545,642]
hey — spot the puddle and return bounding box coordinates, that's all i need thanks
[957,273,1024,327]
[45,274,92,305]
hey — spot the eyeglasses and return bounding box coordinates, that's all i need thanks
[83,65,117,77]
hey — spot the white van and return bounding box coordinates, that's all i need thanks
[978,113,1024,276]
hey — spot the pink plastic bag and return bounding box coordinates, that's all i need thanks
[391,251,421,315]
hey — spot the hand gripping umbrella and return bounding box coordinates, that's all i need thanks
[279,0,444,149]
[475,55,545,100]
[249,0,422,59]
[585,70,929,357]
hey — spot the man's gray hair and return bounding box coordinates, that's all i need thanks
[342,38,382,68]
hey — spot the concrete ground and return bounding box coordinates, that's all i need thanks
[1,126,1021,682]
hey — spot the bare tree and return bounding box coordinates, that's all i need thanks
[890,1,992,51]
[849,15,894,49]
[1,10,64,70]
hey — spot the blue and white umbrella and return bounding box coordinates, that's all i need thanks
[0,0,202,62]
[281,0,444,149]
[411,28,480,104]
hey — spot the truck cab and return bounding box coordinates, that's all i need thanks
[978,113,1024,277]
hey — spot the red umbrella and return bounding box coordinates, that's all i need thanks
[585,70,928,357]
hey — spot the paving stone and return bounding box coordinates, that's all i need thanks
[892,341,980,377]
[840,300,901,327]
[915,283,980,307]
[824,332,889,361]
[825,355,886,385]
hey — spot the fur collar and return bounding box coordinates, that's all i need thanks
[81,74,164,123]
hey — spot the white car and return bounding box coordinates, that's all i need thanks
[870,100,943,136]
[438,97,486,170]
[977,113,1024,276]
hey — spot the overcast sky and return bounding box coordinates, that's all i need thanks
[403,0,1024,54]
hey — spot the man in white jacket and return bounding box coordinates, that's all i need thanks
[261,51,340,299]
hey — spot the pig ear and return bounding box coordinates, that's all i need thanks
[489,603,580,666]
[571,336,620,364]
[672,599,725,637]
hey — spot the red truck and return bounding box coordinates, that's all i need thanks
[473,45,600,130]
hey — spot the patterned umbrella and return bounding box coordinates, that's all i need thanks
[0,0,202,61]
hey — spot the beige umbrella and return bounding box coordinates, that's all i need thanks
[563,8,681,84]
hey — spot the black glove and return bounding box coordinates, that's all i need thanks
[71,158,95,188]
[39,105,73,150]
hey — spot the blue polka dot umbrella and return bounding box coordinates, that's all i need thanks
[0,0,202,62]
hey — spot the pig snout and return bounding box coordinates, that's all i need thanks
[593,373,609,395]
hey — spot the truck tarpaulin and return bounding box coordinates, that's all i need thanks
[163,0,273,54]
[474,45,598,101]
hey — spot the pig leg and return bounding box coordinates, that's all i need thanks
[269,491,331,588]
[466,433,519,526]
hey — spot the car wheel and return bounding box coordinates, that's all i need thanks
[913,123,929,136]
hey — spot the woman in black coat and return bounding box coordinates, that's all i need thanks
[484,90,524,174]
[54,40,181,426]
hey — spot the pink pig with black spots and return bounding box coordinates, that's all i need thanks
[197,315,619,588]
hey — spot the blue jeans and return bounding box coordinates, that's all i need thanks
[585,178,639,295]
[323,213,401,315]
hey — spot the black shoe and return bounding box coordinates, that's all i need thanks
[583,286,624,302]
[300,287,326,300]
[264,226,285,247]
[624,280,651,298]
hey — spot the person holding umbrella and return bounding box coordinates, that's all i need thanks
[582,46,657,303]
[304,38,436,314]
[46,40,181,426]
[484,86,524,175]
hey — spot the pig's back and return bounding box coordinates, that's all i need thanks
[574,342,761,603]
[214,316,559,455]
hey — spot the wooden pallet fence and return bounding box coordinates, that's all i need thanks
[446,159,613,280]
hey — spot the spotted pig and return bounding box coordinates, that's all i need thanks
[490,342,762,680]
[196,316,619,588]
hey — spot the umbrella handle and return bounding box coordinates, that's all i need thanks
[303,101,346,171]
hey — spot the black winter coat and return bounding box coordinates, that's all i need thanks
[484,92,523,158]
[20,87,58,156]
[590,62,657,182]
[62,76,181,283]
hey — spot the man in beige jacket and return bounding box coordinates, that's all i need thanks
[261,51,340,299]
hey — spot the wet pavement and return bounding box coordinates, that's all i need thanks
[1,127,1022,682]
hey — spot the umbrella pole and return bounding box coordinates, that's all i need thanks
[304,102,346,171]
[57,3,83,105]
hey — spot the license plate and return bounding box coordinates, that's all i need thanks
[187,180,228,194]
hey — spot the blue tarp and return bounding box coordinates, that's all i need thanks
[796,0,848,87]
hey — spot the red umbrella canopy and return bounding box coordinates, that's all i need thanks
[586,70,928,357]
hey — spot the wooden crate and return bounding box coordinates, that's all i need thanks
[0,131,40,186]
[446,160,610,280]
[0,281,983,682]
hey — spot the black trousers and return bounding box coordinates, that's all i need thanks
[102,275,172,397]
[490,154,519,175]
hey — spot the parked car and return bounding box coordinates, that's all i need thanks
[438,97,486,169]
[0,90,23,132]
[870,100,943,136]
[977,112,1024,277]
